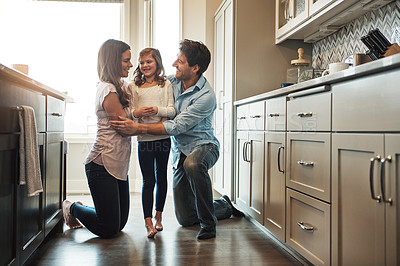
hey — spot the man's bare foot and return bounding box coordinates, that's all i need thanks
[145,217,157,238]
[154,211,163,231]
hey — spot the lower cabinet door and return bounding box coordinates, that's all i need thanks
[286,188,330,266]
[264,131,286,241]
[248,132,264,224]
[16,133,45,265]
[45,132,64,235]
[236,131,250,213]
[0,134,18,266]
[332,133,385,266]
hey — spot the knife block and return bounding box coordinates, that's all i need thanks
[383,43,400,57]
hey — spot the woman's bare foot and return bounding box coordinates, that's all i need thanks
[145,217,157,238]
[154,211,163,231]
[62,200,83,229]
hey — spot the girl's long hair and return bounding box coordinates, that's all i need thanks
[133,48,166,87]
[97,39,130,107]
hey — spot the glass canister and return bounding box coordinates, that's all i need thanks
[287,48,313,84]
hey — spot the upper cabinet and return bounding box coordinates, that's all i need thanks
[275,0,395,44]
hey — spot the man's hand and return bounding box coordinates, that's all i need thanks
[110,116,141,136]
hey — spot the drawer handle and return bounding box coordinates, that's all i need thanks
[238,116,246,120]
[269,113,280,117]
[296,112,313,117]
[250,115,261,119]
[369,155,382,202]
[51,112,63,117]
[297,222,314,232]
[380,156,392,205]
[297,160,314,167]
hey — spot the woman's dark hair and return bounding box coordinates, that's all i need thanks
[97,39,130,107]
[179,39,211,76]
[133,48,166,87]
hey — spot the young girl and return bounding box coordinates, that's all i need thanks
[62,39,133,238]
[129,48,175,238]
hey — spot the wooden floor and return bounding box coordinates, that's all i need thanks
[28,193,304,266]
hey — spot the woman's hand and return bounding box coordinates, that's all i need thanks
[134,106,157,118]
[110,116,140,136]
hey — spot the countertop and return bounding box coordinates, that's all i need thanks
[0,63,73,102]
[234,53,400,106]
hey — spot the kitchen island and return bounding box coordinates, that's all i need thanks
[233,53,400,265]
[0,64,71,266]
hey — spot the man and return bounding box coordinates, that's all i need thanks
[111,39,243,239]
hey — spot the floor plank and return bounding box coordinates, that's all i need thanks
[27,193,304,266]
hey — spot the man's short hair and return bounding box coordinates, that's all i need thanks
[179,39,211,76]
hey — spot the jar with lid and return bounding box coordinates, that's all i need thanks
[287,48,313,84]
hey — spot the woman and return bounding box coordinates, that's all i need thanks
[129,48,175,238]
[62,39,133,238]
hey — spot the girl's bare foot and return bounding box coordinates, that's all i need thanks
[154,211,163,231]
[145,217,157,238]
[62,200,83,229]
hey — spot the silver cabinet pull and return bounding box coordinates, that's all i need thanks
[269,113,280,117]
[369,155,381,202]
[51,112,63,117]
[380,156,393,205]
[277,146,284,173]
[296,112,313,117]
[250,115,261,119]
[243,141,251,163]
[297,222,314,232]
[238,116,246,120]
[245,142,252,163]
[297,160,314,167]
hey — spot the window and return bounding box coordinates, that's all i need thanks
[152,0,179,76]
[0,0,123,134]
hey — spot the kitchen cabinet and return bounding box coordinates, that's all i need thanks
[263,97,286,241]
[0,134,17,266]
[275,0,392,43]
[331,69,399,266]
[276,0,309,40]
[213,0,234,197]
[286,87,331,265]
[16,133,45,264]
[236,130,264,224]
[264,131,286,241]
[0,64,67,266]
[44,96,65,236]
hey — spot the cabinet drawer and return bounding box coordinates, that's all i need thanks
[287,90,331,131]
[47,96,65,132]
[265,96,286,131]
[0,79,46,133]
[286,188,330,266]
[236,101,265,130]
[332,68,400,132]
[287,132,330,202]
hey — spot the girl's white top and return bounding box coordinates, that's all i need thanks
[129,79,175,142]
[84,81,132,181]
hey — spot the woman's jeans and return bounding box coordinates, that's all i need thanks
[138,138,171,218]
[70,161,130,238]
[173,143,232,231]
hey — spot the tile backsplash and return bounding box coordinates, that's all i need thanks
[312,0,400,70]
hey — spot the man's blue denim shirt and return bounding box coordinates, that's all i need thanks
[163,75,220,168]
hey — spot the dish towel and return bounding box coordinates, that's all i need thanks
[18,105,43,196]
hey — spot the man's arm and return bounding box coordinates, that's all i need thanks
[109,116,167,136]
